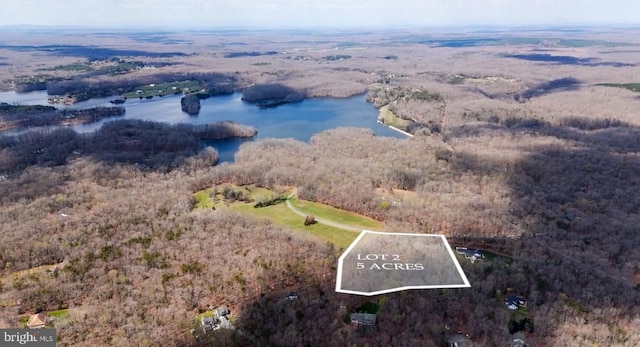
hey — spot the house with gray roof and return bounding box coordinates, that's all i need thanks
[447,334,473,347]
[505,295,527,310]
[215,306,230,319]
[350,313,376,326]
[455,247,485,263]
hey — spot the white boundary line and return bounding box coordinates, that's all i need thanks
[335,230,471,296]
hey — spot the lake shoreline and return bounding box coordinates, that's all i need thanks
[0,90,407,162]
[376,120,414,138]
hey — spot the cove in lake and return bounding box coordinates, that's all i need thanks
[0,90,406,162]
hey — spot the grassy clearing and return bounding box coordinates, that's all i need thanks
[48,309,69,319]
[121,80,203,99]
[16,309,69,327]
[1,263,63,286]
[232,203,357,250]
[597,83,640,92]
[193,189,215,209]
[377,105,412,130]
[246,186,279,202]
[45,63,93,72]
[290,197,384,230]
[192,184,362,249]
[193,184,279,209]
[196,310,215,321]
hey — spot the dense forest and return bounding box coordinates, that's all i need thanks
[1,121,639,346]
[241,83,305,107]
[0,104,125,131]
[0,119,256,175]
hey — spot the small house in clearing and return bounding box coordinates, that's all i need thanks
[27,312,48,329]
[200,316,217,333]
[505,295,527,310]
[215,306,230,319]
[455,247,485,263]
[350,313,376,327]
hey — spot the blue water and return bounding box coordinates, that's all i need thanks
[0,90,406,162]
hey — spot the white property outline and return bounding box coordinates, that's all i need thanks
[335,230,471,296]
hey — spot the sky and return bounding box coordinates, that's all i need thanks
[1,0,639,29]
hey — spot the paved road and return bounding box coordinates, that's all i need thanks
[285,189,379,233]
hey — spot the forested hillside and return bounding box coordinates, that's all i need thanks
[1,27,640,346]
[1,120,639,345]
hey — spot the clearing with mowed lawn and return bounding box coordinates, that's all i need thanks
[288,197,384,230]
[192,184,369,249]
[121,80,203,99]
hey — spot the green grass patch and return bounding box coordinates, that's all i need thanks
[289,197,384,230]
[196,310,215,321]
[377,105,412,130]
[47,63,93,72]
[231,203,357,250]
[48,309,69,319]
[193,184,281,210]
[246,186,279,202]
[596,83,640,92]
[121,80,203,99]
[17,310,68,327]
[193,184,359,249]
[193,189,215,209]
[509,306,530,321]
[354,301,380,314]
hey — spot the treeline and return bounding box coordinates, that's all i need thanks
[515,77,580,102]
[43,72,237,100]
[0,104,124,131]
[224,51,278,58]
[0,119,256,174]
[12,75,64,93]
[0,103,56,113]
[241,83,305,106]
[253,195,287,208]
[191,121,257,140]
[12,60,185,93]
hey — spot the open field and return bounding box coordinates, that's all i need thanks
[193,184,358,249]
[289,197,383,230]
[596,82,640,92]
[193,184,279,209]
[121,80,203,99]
[231,203,358,250]
[377,104,412,130]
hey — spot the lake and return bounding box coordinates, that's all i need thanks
[0,90,406,162]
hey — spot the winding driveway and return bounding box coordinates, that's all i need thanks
[285,189,379,233]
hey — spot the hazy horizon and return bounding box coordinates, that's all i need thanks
[2,0,639,29]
